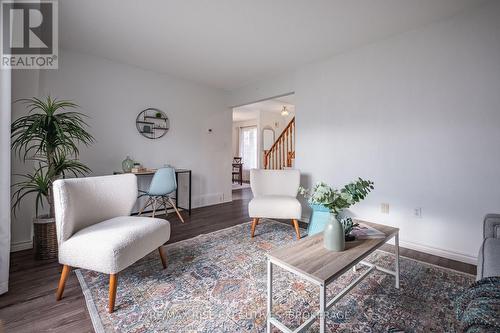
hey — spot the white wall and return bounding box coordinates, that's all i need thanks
[10,50,232,248]
[1,68,12,293]
[229,1,500,263]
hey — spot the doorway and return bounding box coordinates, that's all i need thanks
[231,93,295,199]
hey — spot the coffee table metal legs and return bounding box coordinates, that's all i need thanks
[266,232,401,332]
[319,284,326,333]
[395,232,400,289]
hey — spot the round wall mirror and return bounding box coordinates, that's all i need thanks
[136,108,169,139]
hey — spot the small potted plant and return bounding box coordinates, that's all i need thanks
[11,96,94,259]
[299,178,374,251]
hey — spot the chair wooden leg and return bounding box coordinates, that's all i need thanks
[108,274,118,313]
[168,197,185,223]
[161,197,169,216]
[158,247,167,269]
[292,219,301,240]
[151,198,157,218]
[138,197,151,216]
[251,218,259,238]
[56,265,71,301]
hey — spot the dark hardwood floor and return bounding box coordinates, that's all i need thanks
[0,188,475,332]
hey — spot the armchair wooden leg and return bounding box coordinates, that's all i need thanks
[108,274,118,313]
[158,247,167,269]
[168,197,185,223]
[251,218,259,238]
[292,219,301,240]
[56,265,71,301]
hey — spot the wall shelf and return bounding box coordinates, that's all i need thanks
[144,116,168,121]
[135,108,170,139]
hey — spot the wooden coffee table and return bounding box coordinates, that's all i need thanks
[266,220,399,333]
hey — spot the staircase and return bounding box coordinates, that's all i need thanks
[264,117,295,169]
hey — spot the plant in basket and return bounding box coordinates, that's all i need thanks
[11,96,94,259]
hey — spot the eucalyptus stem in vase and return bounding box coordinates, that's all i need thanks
[299,178,374,251]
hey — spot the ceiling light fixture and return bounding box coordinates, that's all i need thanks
[280,106,290,116]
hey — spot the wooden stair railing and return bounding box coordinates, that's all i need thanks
[264,117,295,169]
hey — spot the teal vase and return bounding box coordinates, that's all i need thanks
[324,214,345,251]
[122,156,134,173]
[307,204,331,236]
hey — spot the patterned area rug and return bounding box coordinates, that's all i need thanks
[76,220,473,332]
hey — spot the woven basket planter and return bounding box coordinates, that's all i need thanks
[33,216,58,260]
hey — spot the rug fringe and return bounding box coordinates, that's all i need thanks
[75,269,106,333]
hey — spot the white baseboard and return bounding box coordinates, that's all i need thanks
[194,193,229,208]
[388,238,477,265]
[11,240,33,252]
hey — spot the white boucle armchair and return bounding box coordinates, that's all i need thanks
[53,174,170,313]
[248,169,302,239]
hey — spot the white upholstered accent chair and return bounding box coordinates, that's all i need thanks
[248,169,302,239]
[53,174,170,313]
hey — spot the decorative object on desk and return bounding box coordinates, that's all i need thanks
[131,164,147,173]
[122,155,134,172]
[11,96,94,260]
[136,108,169,139]
[299,178,374,251]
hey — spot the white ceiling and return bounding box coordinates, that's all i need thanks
[60,0,484,90]
[233,94,295,122]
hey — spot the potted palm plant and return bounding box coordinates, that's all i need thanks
[11,96,94,259]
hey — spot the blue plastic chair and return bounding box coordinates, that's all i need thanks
[138,167,185,222]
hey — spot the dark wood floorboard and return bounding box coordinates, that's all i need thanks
[0,188,476,332]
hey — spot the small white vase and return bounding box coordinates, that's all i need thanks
[323,214,345,251]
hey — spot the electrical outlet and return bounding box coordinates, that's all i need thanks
[381,203,390,214]
[414,207,422,218]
